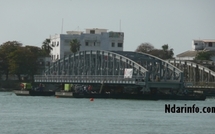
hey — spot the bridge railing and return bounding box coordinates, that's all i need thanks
[185,82,215,89]
[34,75,145,83]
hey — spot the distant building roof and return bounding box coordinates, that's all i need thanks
[193,39,215,42]
[176,50,198,57]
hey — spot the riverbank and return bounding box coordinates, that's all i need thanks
[0,80,30,91]
[0,88,14,92]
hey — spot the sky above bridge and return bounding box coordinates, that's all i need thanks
[1,0,215,56]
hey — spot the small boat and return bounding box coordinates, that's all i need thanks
[14,90,55,96]
[13,82,55,96]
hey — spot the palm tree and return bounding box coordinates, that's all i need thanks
[162,44,169,51]
[70,39,81,53]
[161,44,174,59]
[41,39,52,56]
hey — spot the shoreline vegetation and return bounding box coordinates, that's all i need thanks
[0,80,23,91]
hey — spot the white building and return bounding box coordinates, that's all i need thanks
[176,39,215,61]
[50,28,124,62]
[192,39,215,51]
[176,50,198,61]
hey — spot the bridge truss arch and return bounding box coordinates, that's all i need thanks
[35,50,184,89]
[168,60,215,86]
[45,50,148,77]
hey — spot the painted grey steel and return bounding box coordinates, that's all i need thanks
[34,50,184,89]
[167,60,215,87]
[113,51,183,82]
[34,75,140,85]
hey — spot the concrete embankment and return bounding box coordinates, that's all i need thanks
[187,87,215,96]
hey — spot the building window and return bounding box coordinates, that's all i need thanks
[209,42,212,47]
[194,43,198,45]
[118,43,123,47]
[90,30,95,34]
[64,39,70,43]
[112,43,115,47]
[85,42,89,46]
[94,42,96,46]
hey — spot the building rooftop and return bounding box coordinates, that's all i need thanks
[177,50,215,57]
[193,39,215,42]
[66,31,83,35]
[86,28,108,30]
[176,50,198,57]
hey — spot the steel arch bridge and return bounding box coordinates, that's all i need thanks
[167,60,215,87]
[34,50,184,90]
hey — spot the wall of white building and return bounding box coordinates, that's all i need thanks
[50,28,124,62]
[175,56,195,60]
[192,40,215,51]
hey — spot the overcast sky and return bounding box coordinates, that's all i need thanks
[1,0,215,55]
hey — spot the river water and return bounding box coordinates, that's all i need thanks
[0,92,214,134]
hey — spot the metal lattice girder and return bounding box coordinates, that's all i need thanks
[46,50,148,79]
[113,51,184,82]
[34,51,186,89]
[168,60,215,83]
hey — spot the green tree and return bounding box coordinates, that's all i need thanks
[70,39,81,53]
[135,43,174,60]
[0,41,22,80]
[135,43,154,53]
[161,44,174,59]
[195,51,212,60]
[0,52,4,80]
[26,45,44,57]
[41,38,52,56]
[162,44,169,51]
[8,47,38,80]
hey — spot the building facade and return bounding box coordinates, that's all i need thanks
[192,39,215,51]
[50,28,124,62]
[176,39,215,61]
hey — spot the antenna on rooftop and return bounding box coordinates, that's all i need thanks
[119,19,121,32]
[61,18,64,34]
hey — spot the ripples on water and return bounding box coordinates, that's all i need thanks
[0,92,215,134]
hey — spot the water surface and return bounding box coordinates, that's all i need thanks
[0,92,214,134]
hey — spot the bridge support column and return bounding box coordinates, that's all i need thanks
[61,83,65,91]
[99,82,104,94]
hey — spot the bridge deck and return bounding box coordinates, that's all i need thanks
[34,75,183,89]
[34,75,144,85]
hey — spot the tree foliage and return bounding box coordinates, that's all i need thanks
[8,46,43,80]
[135,43,154,53]
[41,38,52,56]
[0,41,46,81]
[0,41,22,80]
[162,44,169,51]
[195,51,213,61]
[70,39,81,53]
[135,43,174,60]
[160,44,174,59]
